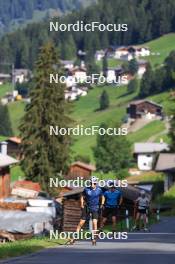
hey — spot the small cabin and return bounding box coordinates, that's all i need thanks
[68,161,96,180]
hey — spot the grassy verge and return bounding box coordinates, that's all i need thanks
[128,120,165,143]
[127,171,164,183]
[155,184,175,206]
[11,165,25,182]
[0,238,66,260]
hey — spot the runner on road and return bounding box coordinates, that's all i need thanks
[133,190,150,231]
[70,176,105,245]
[101,182,123,232]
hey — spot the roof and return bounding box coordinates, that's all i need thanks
[13,180,41,192]
[7,137,21,144]
[71,161,96,171]
[129,100,162,109]
[0,73,11,78]
[155,153,175,171]
[14,69,29,75]
[134,143,169,154]
[0,153,18,167]
[63,185,140,201]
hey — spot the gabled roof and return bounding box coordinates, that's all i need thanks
[0,153,18,167]
[7,137,21,144]
[155,153,175,171]
[71,161,96,171]
[134,143,169,154]
[129,100,162,108]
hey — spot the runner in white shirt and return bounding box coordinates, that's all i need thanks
[133,190,150,231]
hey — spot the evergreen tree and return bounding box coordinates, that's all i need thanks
[0,103,13,136]
[102,55,108,77]
[20,42,72,193]
[169,112,175,151]
[139,63,154,98]
[93,123,131,177]
[128,58,138,75]
[127,78,138,94]
[99,90,109,110]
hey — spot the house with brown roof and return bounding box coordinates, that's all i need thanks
[155,153,175,191]
[68,161,96,179]
[127,100,163,119]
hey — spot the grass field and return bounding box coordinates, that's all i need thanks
[0,83,12,98]
[8,101,26,135]
[96,33,175,69]
[145,33,175,67]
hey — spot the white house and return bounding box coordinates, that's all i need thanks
[60,60,74,70]
[134,142,169,171]
[0,73,11,85]
[106,68,116,83]
[114,47,129,59]
[135,47,150,57]
[137,60,148,78]
[95,50,105,61]
[14,69,30,83]
[73,67,87,83]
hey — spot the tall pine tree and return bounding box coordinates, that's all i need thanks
[20,42,72,193]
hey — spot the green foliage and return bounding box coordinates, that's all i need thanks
[93,123,131,177]
[127,78,138,94]
[128,58,138,75]
[0,103,13,136]
[102,55,108,77]
[169,113,175,151]
[74,154,91,164]
[139,63,154,98]
[99,90,109,110]
[1,0,175,68]
[20,42,72,193]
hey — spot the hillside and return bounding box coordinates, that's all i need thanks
[0,0,175,69]
[0,34,174,162]
[0,0,96,36]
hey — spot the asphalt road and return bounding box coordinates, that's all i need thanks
[1,217,175,264]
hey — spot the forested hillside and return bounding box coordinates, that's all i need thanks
[0,0,175,69]
[0,0,96,36]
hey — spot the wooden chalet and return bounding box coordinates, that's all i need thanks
[127,100,163,119]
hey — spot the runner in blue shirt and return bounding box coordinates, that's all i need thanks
[70,176,105,245]
[101,182,123,231]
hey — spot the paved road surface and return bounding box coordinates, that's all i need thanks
[1,217,175,264]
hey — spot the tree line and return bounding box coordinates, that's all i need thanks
[139,51,175,98]
[0,0,175,69]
